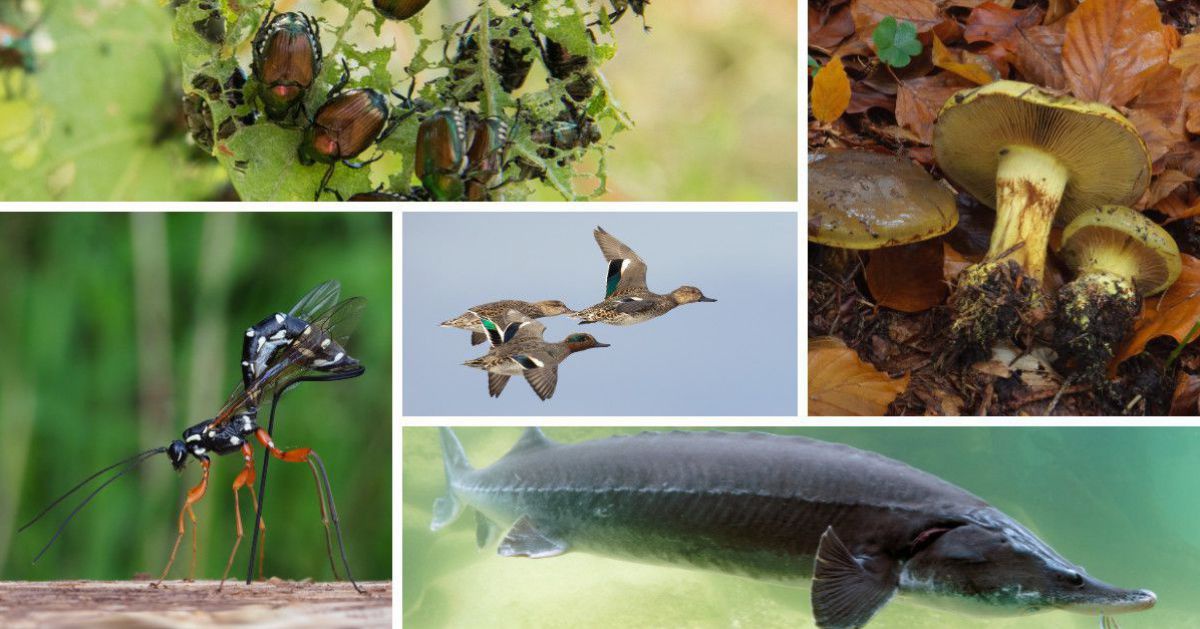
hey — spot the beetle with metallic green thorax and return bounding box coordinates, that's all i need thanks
[463,116,510,201]
[452,17,533,102]
[414,108,471,201]
[252,6,322,123]
[372,0,431,21]
[298,61,403,201]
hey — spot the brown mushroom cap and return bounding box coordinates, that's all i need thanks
[1059,205,1181,296]
[933,81,1151,227]
[808,149,958,249]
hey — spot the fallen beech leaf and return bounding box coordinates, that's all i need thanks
[1141,170,1193,209]
[964,2,1043,53]
[1156,193,1200,223]
[846,83,896,114]
[1169,373,1200,415]
[1169,33,1200,71]
[810,5,857,50]
[895,74,973,144]
[1044,0,1079,25]
[1126,108,1180,167]
[1114,254,1200,368]
[932,34,996,85]
[811,56,852,124]
[1130,64,1185,132]
[1184,68,1200,135]
[1062,0,1170,107]
[943,242,974,281]
[865,239,948,312]
[809,337,910,416]
[851,0,942,40]
[1011,23,1067,89]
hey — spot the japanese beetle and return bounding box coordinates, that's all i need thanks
[531,111,601,156]
[334,186,431,202]
[0,21,36,75]
[608,0,650,31]
[183,92,215,153]
[452,19,533,101]
[414,107,512,201]
[298,61,402,200]
[193,2,226,44]
[463,116,510,201]
[373,0,431,21]
[414,108,471,201]
[251,7,322,122]
[538,36,594,103]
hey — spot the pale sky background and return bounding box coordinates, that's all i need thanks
[402,212,797,415]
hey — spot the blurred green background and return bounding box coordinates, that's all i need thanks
[0,213,391,582]
[0,0,796,201]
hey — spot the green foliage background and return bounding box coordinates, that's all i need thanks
[0,213,391,582]
[0,0,796,201]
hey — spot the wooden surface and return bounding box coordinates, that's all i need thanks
[0,580,391,627]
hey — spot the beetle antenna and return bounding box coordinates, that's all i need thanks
[25,447,168,563]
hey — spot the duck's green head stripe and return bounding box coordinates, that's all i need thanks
[606,259,624,297]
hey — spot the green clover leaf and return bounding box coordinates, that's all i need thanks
[872,16,922,68]
[808,55,821,77]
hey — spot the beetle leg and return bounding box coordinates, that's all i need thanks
[327,58,351,99]
[155,457,209,586]
[314,162,337,201]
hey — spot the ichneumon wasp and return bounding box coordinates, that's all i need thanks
[18,280,369,592]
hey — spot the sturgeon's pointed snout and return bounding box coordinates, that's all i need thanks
[1064,579,1157,615]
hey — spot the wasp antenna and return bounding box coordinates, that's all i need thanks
[19,447,168,533]
[28,447,167,564]
[309,451,363,594]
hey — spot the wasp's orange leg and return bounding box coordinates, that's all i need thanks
[155,458,209,586]
[219,444,267,590]
[255,428,341,580]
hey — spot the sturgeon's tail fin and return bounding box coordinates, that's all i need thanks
[431,427,473,531]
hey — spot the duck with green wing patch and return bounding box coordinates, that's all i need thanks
[462,310,609,400]
[441,299,576,346]
[571,226,715,326]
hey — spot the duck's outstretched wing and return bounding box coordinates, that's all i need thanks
[594,226,648,297]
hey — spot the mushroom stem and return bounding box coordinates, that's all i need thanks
[988,145,1069,282]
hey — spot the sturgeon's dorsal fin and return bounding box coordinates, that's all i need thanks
[503,427,556,457]
[475,511,501,549]
[497,515,568,558]
[812,526,898,629]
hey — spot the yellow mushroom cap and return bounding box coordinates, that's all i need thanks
[808,149,958,249]
[1059,205,1181,296]
[933,81,1151,226]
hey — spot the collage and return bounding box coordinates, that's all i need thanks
[0,0,1196,628]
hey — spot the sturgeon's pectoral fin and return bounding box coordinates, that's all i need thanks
[497,515,568,559]
[431,495,462,531]
[812,526,898,629]
[475,511,501,549]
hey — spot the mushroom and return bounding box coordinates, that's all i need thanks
[1054,205,1181,379]
[809,148,958,251]
[932,81,1151,350]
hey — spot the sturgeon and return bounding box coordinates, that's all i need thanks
[431,428,1156,628]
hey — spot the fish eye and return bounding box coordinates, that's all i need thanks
[1067,571,1084,587]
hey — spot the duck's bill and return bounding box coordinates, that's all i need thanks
[698,297,717,302]
[594,342,611,348]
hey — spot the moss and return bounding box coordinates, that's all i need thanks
[1052,272,1138,382]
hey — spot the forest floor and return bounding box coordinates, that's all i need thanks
[0,580,391,628]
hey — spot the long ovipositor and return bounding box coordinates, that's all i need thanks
[432,428,1156,628]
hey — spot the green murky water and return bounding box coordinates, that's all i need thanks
[403,427,1200,628]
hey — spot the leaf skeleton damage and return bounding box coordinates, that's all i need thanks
[170,0,649,201]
